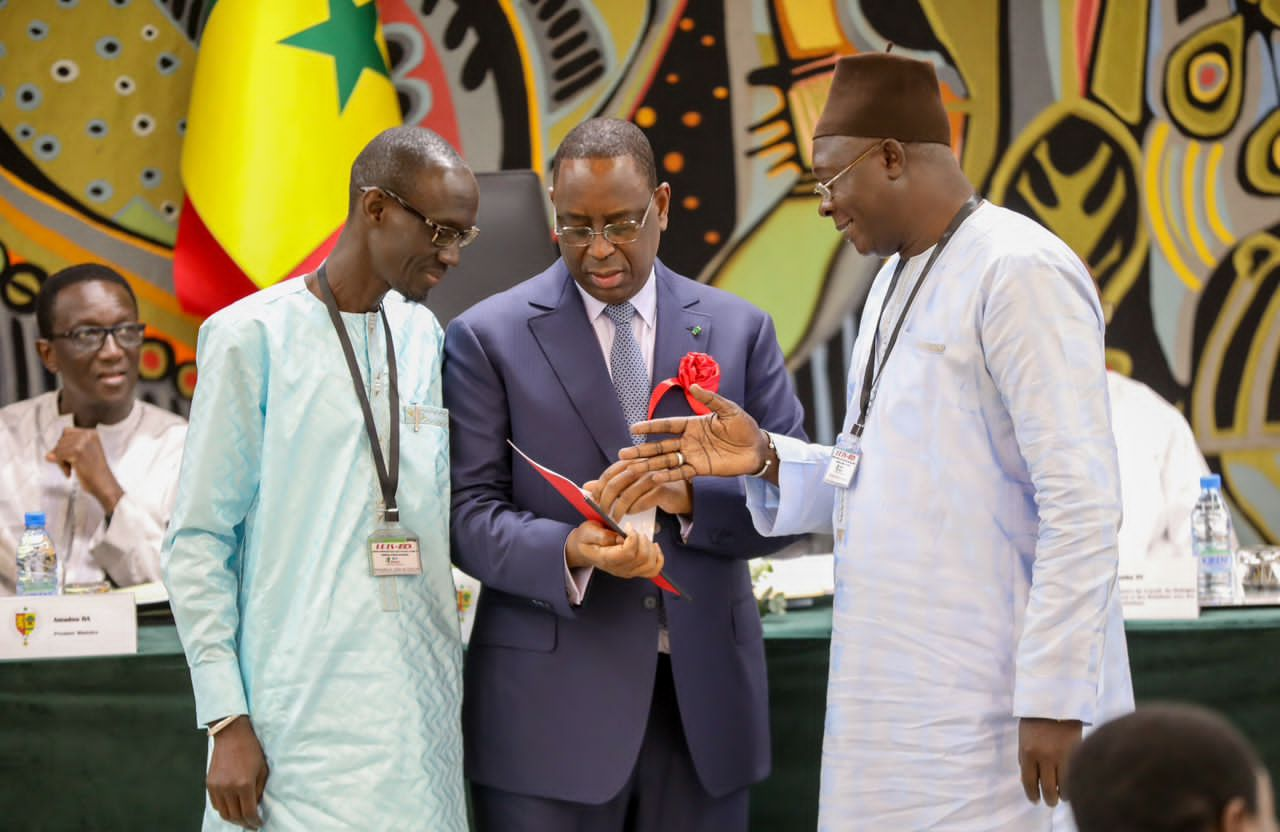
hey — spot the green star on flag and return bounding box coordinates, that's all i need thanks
[279,0,389,114]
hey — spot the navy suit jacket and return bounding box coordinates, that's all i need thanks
[444,259,806,803]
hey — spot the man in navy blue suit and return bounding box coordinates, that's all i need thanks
[444,118,806,831]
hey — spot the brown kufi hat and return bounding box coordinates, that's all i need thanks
[813,53,951,145]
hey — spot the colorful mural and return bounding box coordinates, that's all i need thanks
[0,0,1276,542]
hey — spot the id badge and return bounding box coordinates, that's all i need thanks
[823,433,861,489]
[368,523,423,577]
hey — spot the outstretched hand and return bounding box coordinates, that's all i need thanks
[618,384,770,482]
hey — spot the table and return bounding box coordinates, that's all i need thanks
[1,626,202,830]
[751,605,1280,832]
[3,609,1277,830]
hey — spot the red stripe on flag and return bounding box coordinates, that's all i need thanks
[174,197,262,318]
[175,197,344,318]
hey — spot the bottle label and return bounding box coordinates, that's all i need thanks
[17,574,57,596]
[1199,546,1234,574]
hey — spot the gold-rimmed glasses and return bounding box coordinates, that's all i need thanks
[813,139,886,201]
[555,190,658,247]
[360,185,480,249]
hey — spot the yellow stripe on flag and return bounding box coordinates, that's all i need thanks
[181,0,401,287]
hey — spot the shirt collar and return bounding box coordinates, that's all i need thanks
[34,392,73,449]
[39,391,139,444]
[575,266,658,329]
[96,398,141,439]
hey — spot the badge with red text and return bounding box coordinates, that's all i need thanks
[368,532,422,577]
[823,433,862,489]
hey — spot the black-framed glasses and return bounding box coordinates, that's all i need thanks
[49,323,147,353]
[813,139,886,201]
[360,186,480,249]
[555,190,658,247]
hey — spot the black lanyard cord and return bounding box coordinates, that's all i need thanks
[853,195,981,437]
[317,264,401,522]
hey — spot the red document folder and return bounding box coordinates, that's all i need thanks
[508,441,688,599]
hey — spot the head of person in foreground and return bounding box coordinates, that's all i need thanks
[1067,704,1277,832]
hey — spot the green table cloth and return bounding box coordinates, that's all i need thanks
[3,609,1277,831]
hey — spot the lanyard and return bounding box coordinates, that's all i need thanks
[852,195,981,437]
[317,265,402,522]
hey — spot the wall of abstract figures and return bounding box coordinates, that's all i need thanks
[1,0,1277,542]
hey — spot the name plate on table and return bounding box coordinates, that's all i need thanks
[0,594,137,660]
[1118,556,1200,621]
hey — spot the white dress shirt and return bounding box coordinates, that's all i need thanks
[1107,371,1211,569]
[564,269,660,605]
[576,268,659,387]
[0,391,187,594]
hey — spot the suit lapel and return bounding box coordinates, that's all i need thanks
[527,265,632,459]
[652,263,712,419]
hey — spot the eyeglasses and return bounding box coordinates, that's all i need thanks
[49,323,147,353]
[813,140,885,202]
[360,186,480,249]
[555,190,658,248]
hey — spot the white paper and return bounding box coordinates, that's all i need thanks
[755,554,836,599]
[452,567,481,645]
[0,594,138,660]
[620,507,656,540]
[113,580,169,606]
[1118,556,1200,621]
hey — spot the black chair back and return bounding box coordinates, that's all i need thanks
[428,170,558,326]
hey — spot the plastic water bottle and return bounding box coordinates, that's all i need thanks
[1191,475,1236,605]
[16,512,59,596]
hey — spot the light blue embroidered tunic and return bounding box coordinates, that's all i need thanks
[748,203,1134,831]
[163,277,464,831]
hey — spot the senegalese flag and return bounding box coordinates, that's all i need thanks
[175,0,401,317]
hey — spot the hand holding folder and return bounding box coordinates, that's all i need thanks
[508,441,689,599]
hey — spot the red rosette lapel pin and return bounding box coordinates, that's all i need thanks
[647,352,721,418]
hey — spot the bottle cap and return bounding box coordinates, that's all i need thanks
[1200,474,1222,490]
[24,512,46,527]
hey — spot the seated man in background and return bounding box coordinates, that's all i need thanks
[0,263,187,594]
[1107,367,1211,566]
[1066,704,1277,832]
[1098,280,1211,567]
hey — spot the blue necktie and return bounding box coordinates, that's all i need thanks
[604,303,650,445]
